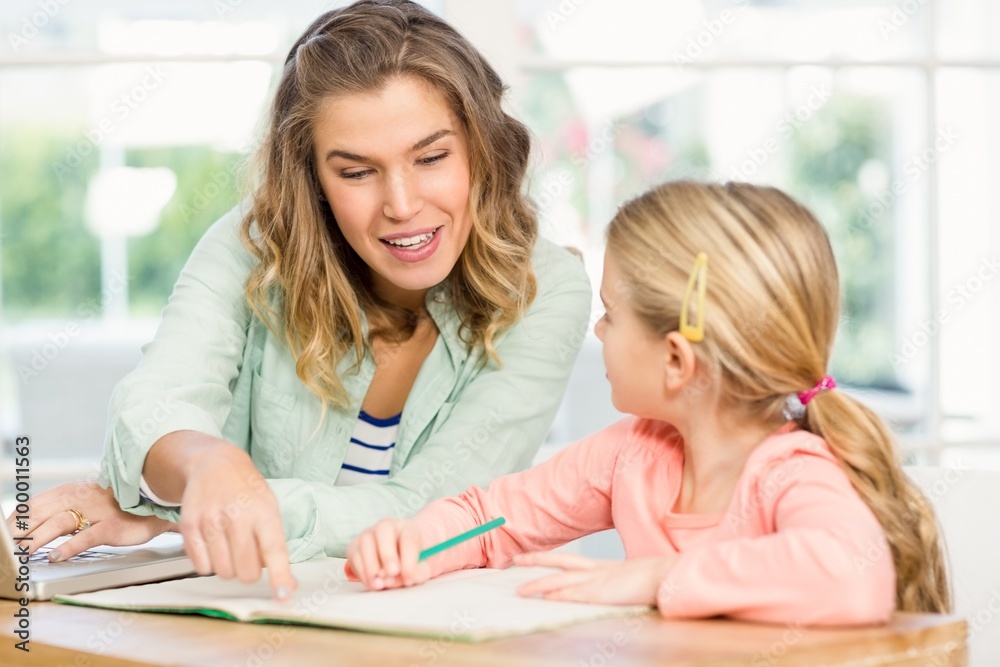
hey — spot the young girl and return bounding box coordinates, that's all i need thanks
[345,180,950,625]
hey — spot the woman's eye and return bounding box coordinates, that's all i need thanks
[418,152,448,166]
[340,169,374,180]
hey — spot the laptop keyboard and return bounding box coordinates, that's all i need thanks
[29,547,123,563]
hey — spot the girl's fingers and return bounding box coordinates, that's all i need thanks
[513,551,598,571]
[517,569,596,598]
[357,531,383,589]
[347,524,427,590]
[534,582,592,603]
[412,561,432,587]
[397,526,422,586]
[374,519,402,578]
[345,539,364,582]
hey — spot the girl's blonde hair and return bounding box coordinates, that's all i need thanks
[606,180,949,614]
[239,0,537,410]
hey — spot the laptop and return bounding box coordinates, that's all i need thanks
[0,517,197,600]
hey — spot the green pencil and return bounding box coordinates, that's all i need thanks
[418,517,506,561]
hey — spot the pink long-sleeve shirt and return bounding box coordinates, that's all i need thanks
[411,417,896,626]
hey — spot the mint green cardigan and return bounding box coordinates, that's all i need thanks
[98,204,592,561]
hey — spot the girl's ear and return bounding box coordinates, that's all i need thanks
[663,331,698,392]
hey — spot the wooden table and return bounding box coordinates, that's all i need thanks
[0,600,966,666]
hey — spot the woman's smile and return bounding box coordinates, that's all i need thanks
[379,225,444,262]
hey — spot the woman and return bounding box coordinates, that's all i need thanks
[11,0,590,601]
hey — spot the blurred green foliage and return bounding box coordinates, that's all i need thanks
[126,146,246,316]
[0,126,244,321]
[0,126,101,320]
[783,95,897,389]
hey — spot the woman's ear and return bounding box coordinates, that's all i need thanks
[663,331,698,392]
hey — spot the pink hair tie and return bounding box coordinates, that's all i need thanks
[798,376,837,405]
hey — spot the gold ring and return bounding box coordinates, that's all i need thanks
[65,508,91,534]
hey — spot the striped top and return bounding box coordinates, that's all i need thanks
[334,410,401,486]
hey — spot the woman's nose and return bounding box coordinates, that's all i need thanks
[383,172,423,221]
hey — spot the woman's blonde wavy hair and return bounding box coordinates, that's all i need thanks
[239,0,537,411]
[606,180,950,614]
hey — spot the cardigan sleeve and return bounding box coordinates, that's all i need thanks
[403,418,635,577]
[98,204,255,521]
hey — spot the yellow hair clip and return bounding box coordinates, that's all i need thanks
[679,252,708,343]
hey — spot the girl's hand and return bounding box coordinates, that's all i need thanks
[177,444,296,601]
[513,552,676,606]
[345,518,430,590]
[4,482,173,560]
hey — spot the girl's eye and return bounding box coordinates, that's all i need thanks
[418,151,448,166]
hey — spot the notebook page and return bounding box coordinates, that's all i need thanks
[57,557,649,640]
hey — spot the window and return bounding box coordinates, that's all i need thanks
[496,0,1000,461]
[0,0,996,476]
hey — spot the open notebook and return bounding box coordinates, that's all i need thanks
[54,557,649,641]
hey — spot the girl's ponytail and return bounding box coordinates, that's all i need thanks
[804,389,951,613]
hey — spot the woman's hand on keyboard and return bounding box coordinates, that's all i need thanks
[4,482,174,561]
